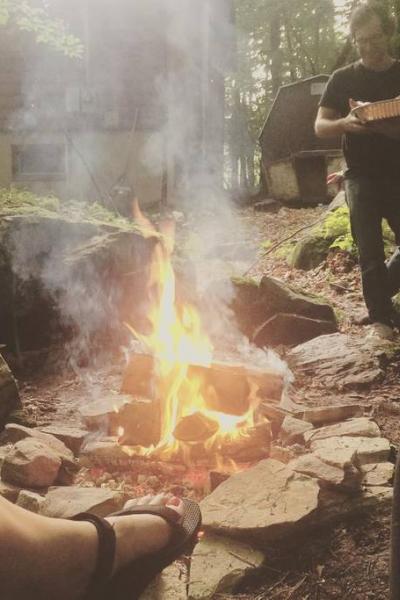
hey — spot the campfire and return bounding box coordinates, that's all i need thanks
[116,201,282,468]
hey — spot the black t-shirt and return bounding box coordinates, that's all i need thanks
[320,59,400,177]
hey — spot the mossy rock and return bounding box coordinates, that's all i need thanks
[289,234,334,271]
[259,276,336,324]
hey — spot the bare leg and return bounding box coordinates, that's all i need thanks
[0,493,182,600]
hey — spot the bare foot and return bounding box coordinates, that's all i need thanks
[106,493,184,574]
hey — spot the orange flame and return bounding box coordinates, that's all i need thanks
[125,200,257,464]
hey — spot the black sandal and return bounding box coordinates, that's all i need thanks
[72,498,201,600]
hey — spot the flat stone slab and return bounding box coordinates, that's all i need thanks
[361,462,394,487]
[311,436,390,466]
[39,486,125,518]
[200,459,320,543]
[189,532,265,600]
[287,333,388,390]
[294,404,364,427]
[304,418,381,446]
[141,564,187,600]
[280,416,313,446]
[290,453,362,491]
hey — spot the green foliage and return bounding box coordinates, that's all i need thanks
[0,0,83,57]
[260,239,273,251]
[274,241,296,260]
[0,188,136,230]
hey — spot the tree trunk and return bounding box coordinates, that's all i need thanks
[270,8,282,97]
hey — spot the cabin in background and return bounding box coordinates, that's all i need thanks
[0,0,234,208]
[260,75,342,205]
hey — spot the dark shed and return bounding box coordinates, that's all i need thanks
[260,75,342,204]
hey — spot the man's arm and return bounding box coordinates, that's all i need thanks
[314,105,369,138]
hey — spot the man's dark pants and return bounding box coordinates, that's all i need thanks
[345,175,400,324]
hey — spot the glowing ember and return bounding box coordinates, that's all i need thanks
[123,200,264,465]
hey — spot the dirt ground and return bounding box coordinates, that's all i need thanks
[8,202,400,600]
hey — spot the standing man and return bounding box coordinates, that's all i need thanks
[315,1,400,340]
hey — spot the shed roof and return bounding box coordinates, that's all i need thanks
[260,75,341,164]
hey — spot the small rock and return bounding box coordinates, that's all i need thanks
[1,424,77,483]
[17,490,45,513]
[0,479,21,502]
[361,462,394,486]
[290,453,362,491]
[279,416,313,446]
[269,445,296,464]
[2,438,62,488]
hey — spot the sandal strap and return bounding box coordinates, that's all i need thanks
[71,512,116,600]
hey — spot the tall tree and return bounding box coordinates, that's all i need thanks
[0,0,83,57]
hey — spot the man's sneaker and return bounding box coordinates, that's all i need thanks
[366,322,395,341]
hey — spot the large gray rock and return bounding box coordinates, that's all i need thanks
[229,275,336,340]
[287,333,387,390]
[253,313,337,347]
[0,354,20,427]
[200,459,320,543]
[258,276,336,323]
[40,486,125,518]
[1,438,62,488]
[189,533,265,600]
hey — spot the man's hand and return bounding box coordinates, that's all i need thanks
[342,98,370,134]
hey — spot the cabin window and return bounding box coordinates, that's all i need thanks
[12,144,66,181]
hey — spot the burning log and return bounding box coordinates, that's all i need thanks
[120,352,155,398]
[173,412,219,443]
[117,397,161,446]
[217,422,271,462]
[122,353,284,416]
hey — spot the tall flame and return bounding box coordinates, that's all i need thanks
[125,199,256,463]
